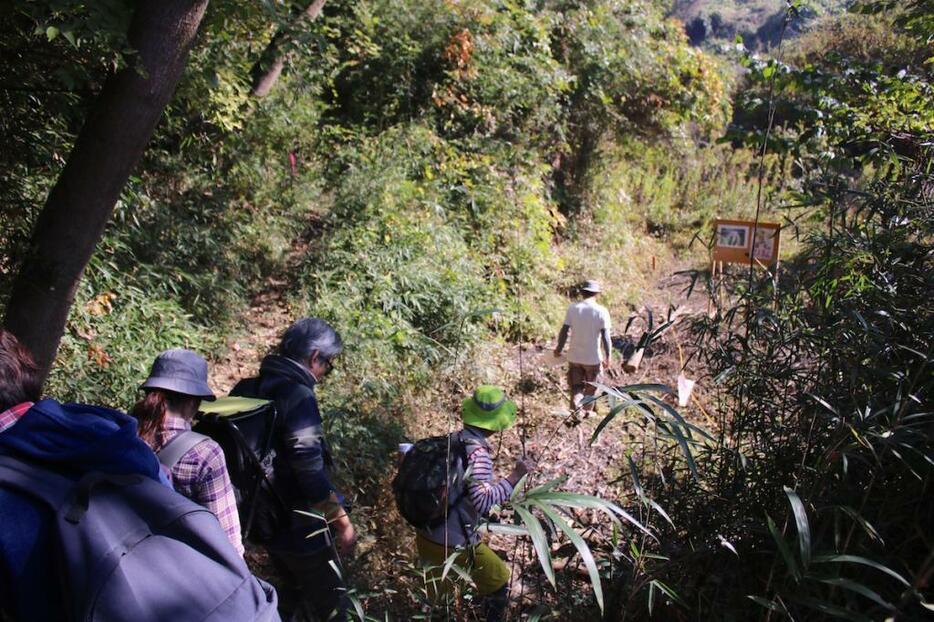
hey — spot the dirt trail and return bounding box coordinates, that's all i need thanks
[481,265,711,615]
[204,247,710,617]
[207,231,316,392]
[208,282,291,393]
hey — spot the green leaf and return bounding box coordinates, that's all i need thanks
[816,577,895,610]
[532,501,605,613]
[786,595,873,622]
[655,419,700,481]
[766,513,800,581]
[784,487,811,568]
[348,593,366,621]
[528,476,568,496]
[509,473,529,502]
[836,506,884,545]
[530,491,654,537]
[627,455,645,498]
[590,397,643,443]
[628,456,675,528]
[514,505,555,588]
[46,26,59,41]
[440,550,470,586]
[649,579,685,608]
[643,394,715,442]
[480,522,529,537]
[747,595,785,613]
[810,555,910,587]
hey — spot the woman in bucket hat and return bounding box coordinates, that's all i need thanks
[415,385,533,622]
[132,348,244,556]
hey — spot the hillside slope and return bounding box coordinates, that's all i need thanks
[671,0,849,48]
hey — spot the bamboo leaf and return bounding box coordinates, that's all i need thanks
[348,593,366,621]
[627,455,645,498]
[787,595,873,622]
[514,505,556,588]
[509,473,529,502]
[656,418,700,480]
[614,383,674,394]
[718,534,739,557]
[649,579,685,607]
[646,498,675,529]
[766,513,800,581]
[440,550,473,586]
[528,476,568,496]
[816,577,895,610]
[479,522,530,537]
[644,393,715,442]
[837,506,884,545]
[784,487,811,569]
[530,491,654,537]
[747,595,785,613]
[590,398,643,443]
[811,555,910,587]
[531,501,605,612]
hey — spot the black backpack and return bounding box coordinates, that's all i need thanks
[392,432,472,529]
[192,396,287,543]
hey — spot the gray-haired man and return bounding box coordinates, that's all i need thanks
[553,280,612,412]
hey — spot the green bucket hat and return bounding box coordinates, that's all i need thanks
[461,385,517,432]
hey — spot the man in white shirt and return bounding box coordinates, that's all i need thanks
[553,280,612,412]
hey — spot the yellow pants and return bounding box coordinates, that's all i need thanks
[415,532,510,597]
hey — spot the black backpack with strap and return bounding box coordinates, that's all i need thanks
[392,432,472,529]
[173,397,288,543]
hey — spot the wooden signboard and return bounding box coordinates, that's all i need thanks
[712,219,781,267]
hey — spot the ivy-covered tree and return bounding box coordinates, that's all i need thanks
[3,0,209,380]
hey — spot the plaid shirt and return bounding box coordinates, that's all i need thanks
[0,402,33,434]
[154,415,244,556]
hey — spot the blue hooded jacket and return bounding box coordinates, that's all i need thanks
[0,399,168,621]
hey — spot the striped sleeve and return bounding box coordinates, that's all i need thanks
[465,444,513,516]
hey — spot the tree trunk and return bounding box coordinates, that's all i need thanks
[3,0,210,383]
[250,0,326,98]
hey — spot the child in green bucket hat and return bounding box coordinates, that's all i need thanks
[413,385,532,622]
[461,384,518,432]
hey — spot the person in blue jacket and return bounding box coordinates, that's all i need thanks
[232,317,352,621]
[0,329,171,621]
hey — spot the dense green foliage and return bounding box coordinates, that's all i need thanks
[2,0,930,619]
[2,0,729,409]
[594,3,933,620]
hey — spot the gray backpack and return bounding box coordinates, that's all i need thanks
[0,455,280,622]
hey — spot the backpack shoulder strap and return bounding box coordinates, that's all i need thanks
[456,431,481,464]
[156,431,211,470]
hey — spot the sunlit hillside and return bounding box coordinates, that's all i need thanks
[671,0,850,47]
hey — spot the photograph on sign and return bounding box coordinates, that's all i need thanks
[717,224,749,249]
[753,227,776,261]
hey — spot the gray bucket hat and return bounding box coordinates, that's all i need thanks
[581,279,602,294]
[140,349,216,400]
